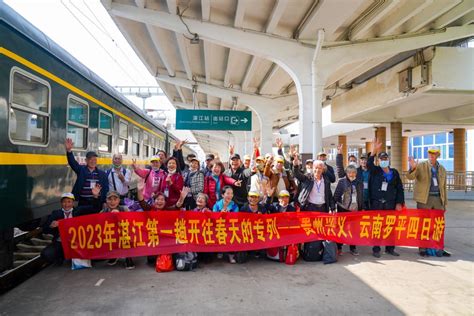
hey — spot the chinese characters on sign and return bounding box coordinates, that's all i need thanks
[59,210,445,260]
[175,109,252,131]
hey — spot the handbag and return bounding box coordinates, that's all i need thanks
[156,254,174,272]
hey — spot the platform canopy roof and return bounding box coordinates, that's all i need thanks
[103,0,474,153]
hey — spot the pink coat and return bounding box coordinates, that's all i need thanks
[135,168,167,200]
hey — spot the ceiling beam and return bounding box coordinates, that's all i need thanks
[460,10,474,25]
[265,0,288,34]
[404,0,461,32]
[201,0,211,21]
[433,0,474,29]
[259,63,280,94]
[292,0,324,39]
[175,86,187,103]
[234,0,247,28]
[348,0,399,40]
[203,41,211,84]
[145,25,175,76]
[377,0,433,36]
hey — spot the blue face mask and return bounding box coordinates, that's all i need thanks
[379,160,390,168]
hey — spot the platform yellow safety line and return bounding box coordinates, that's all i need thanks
[0,47,164,140]
[0,152,148,166]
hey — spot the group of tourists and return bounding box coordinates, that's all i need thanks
[40,137,451,270]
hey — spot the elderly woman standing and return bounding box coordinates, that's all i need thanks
[333,165,364,256]
[292,155,335,213]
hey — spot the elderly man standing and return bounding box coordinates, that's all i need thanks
[406,146,451,257]
[107,154,131,204]
[65,138,108,215]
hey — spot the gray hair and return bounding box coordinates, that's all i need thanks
[197,193,209,203]
[345,165,357,174]
[312,160,326,171]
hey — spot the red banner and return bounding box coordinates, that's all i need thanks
[58,209,445,259]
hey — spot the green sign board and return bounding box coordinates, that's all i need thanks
[175,109,252,131]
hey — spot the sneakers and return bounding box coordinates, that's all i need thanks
[442,250,451,257]
[107,258,118,266]
[125,258,135,270]
[372,251,381,258]
[386,250,400,256]
[350,249,360,256]
[228,254,236,264]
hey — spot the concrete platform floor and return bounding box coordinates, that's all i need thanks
[0,200,472,315]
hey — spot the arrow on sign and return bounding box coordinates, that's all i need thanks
[241,118,248,123]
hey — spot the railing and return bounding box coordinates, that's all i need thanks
[402,171,474,192]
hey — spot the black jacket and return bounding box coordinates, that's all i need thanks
[293,164,335,211]
[42,208,80,242]
[367,155,404,206]
[335,154,365,182]
[333,177,364,212]
[325,163,336,183]
[224,166,253,206]
[240,203,268,214]
[265,199,296,214]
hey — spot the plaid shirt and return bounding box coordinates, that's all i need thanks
[185,170,205,199]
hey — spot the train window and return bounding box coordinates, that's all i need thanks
[9,69,50,145]
[132,127,140,157]
[67,95,89,150]
[99,110,112,152]
[118,120,129,155]
[143,132,150,158]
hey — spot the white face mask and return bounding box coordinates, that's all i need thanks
[349,161,357,167]
[306,167,312,173]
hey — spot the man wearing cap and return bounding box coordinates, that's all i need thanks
[240,191,268,214]
[201,154,215,177]
[182,156,205,209]
[41,193,80,265]
[406,146,450,257]
[266,190,296,213]
[317,152,336,183]
[242,155,251,169]
[132,155,167,201]
[65,138,108,215]
[265,155,297,203]
[368,139,404,258]
[250,156,268,199]
[106,154,131,204]
[224,153,253,209]
[336,145,371,209]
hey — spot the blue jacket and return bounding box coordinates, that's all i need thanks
[66,152,109,203]
[212,199,239,212]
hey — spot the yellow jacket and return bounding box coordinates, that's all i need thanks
[406,160,447,206]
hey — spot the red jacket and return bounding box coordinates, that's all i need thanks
[163,172,184,209]
[204,174,236,209]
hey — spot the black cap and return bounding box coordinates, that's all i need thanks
[206,154,215,161]
[378,152,389,159]
[230,154,241,160]
[186,153,196,159]
[86,151,98,159]
[360,153,368,159]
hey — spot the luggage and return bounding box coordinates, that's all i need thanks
[285,244,299,265]
[266,247,287,262]
[174,252,198,271]
[234,251,249,264]
[302,241,324,261]
[156,254,174,272]
[322,240,337,264]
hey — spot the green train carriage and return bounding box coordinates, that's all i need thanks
[0,3,190,231]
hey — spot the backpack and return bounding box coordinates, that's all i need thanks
[174,252,198,271]
[302,241,324,262]
[322,240,337,264]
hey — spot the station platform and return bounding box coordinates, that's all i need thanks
[0,200,472,315]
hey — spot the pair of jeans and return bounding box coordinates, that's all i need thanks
[370,200,396,253]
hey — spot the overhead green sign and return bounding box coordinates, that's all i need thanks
[175,109,252,131]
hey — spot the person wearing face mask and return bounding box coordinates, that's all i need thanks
[249,156,269,199]
[336,145,371,209]
[317,151,336,183]
[41,193,80,265]
[161,157,184,209]
[368,139,405,258]
[106,154,131,204]
[333,165,364,256]
[182,157,205,209]
[132,155,167,201]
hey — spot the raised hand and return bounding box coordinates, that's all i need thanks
[337,144,343,154]
[253,137,260,149]
[92,184,102,198]
[234,180,242,187]
[229,144,235,155]
[275,137,283,149]
[373,138,383,154]
[408,156,418,170]
[180,186,190,199]
[131,158,137,170]
[293,152,300,166]
[65,138,74,152]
